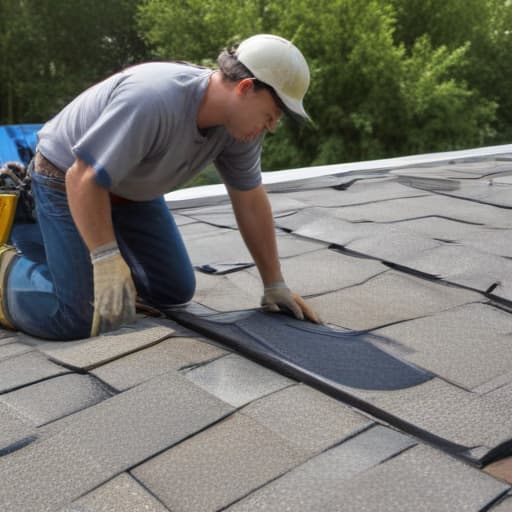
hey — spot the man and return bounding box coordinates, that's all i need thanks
[0,34,320,341]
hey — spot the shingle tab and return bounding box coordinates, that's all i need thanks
[307,270,482,330]
[0,401,37,456]
[183,353,294,407]
[92,337,226,391]
[39,321,175,371]
[401,244,512,299]
[132,413,309,512]
[225,425,415,511]
[342,377,512,464]
[319,445,509,512]
[242,384,373,453]
[0,341,33,360]
[0,374,112,426]
[0,351,68,393]
[375,303,512,389]
[59,473,170,512]
[0,372,234,512]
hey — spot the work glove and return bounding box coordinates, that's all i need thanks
[261,281,322,324]
[90,241,136,337]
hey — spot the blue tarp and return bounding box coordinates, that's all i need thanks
[0,124,42,166]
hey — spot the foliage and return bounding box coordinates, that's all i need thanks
[1,0,509,179]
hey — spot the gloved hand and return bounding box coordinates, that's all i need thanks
[261,281,322,324]
[90,241,136,337]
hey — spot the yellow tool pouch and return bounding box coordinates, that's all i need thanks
[0,193,18,245]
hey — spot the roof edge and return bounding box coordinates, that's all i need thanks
[165,143,512,209]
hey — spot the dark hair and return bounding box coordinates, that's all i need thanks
[217,47,289,115]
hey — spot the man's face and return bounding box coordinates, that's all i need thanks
[226,79,283,142]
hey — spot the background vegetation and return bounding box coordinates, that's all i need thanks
[1,0,511,184]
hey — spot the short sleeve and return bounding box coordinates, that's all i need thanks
[72,83,162,190]
[214,134,264,191]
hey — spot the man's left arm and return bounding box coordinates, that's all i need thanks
[227,184,321,323]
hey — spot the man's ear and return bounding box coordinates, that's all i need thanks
[235,78,255,97]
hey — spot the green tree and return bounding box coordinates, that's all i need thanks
[0,0,148,124]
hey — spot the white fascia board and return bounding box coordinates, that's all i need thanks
[165,144,512,209]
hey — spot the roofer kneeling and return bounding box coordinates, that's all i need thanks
[0,34,320,341]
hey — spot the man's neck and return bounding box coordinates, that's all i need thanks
[197,71,232,130]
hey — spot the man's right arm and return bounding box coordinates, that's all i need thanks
[65,157,136,336]
[65,158,115,251]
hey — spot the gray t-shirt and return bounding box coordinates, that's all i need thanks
[37,62,263,200]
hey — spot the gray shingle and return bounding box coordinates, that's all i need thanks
[132,413,309,512]
[0,351,68,393]
[91,337,227,391]
[246,248,387,296]
[402,245,512,300]
[307,270,482,330]
[59,473,170,512]
[0,341,33,360]
[0,374,112,426]
[329,194,512,227]
[375,303,512,389]
[183,353,294,407]
[320,445,509,512]
[0,401,37,456]
[343,377,512,464]
[490,497,512,511]
[39,321,175,371]
[283,177,427,207]
[225,425,415,511]
[242,384,373,453]
[187,228,325,270]
[0,372,234,512]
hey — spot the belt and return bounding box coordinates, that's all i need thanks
[34,152,65,178]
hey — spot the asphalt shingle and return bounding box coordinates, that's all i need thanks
[0,374,112,426]
[0,351,68,393]
[183,353,294,407]
[31,320,175,371]
[0,372,234,512]
[374,303,512,389]
[0,401,37,456]
[225,425,416,511]
[132,412,309,511]
[59,473,170,512]
[241,383,373,453]
[91,336,226,391]
[307,270,482,330]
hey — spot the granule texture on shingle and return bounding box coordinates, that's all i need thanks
[306,270,482,330]
[319,445,509,512]
[241,383,373,453]
[489,497,512,511]
[0,351,68,393]
[0,371,234,512]
[0,341,33,360]
[0,374,112,426]
[183,353,294,407]
[0,401,37,455]
[132,412,309,512]
[41,321,175,371]
[225,425,415,512]
[375,302,512,389]
[92,337,226,391]
[59,473,170,512]
[342,377,512,464]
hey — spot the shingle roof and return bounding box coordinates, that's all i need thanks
[2,147,512,511]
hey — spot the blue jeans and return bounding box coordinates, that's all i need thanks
[6,172,195,340]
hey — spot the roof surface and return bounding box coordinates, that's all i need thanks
[2,148,512,511]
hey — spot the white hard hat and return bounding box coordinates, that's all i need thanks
[236,34,311,122]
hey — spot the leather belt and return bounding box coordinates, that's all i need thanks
[34,152,65,178]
